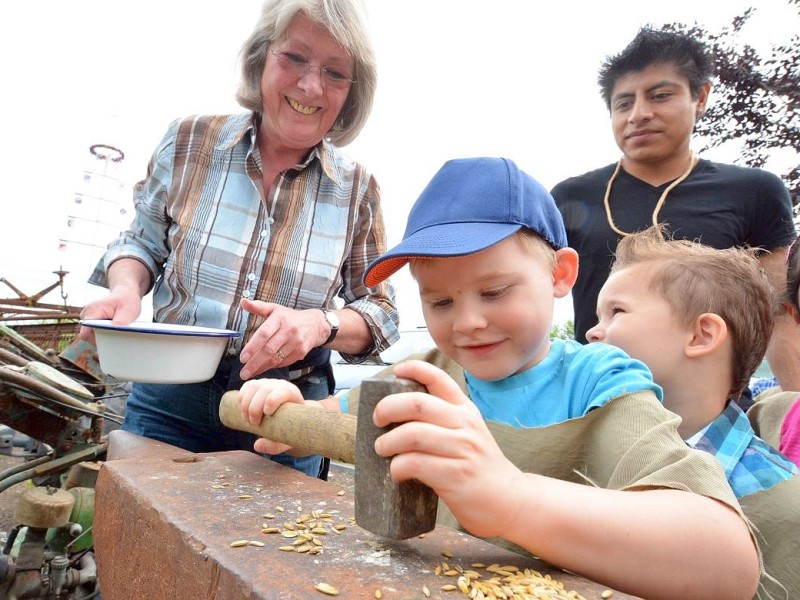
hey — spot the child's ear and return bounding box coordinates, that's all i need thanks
[685,313,727,358]
[553,248,579,298]
[785,302,800,326]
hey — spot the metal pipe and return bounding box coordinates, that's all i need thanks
[0,444,105,494]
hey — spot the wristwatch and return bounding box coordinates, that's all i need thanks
[321,309,339,346]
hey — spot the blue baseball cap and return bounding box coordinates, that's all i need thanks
[364,157,567,287]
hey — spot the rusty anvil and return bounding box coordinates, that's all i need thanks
[218,376,438,540]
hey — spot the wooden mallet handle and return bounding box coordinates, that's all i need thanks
[218,391,357,464]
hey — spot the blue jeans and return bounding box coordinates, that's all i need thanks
[122,355,332,478]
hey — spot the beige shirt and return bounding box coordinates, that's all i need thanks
[748,387,798,447]
[346,349,788,597]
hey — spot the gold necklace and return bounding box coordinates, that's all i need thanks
[603,153,699,237]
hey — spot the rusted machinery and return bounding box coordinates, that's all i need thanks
[0,324,124,599]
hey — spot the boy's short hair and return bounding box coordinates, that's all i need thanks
[611,227,773,398]
[598,26,714,109]
[364,157,567,287]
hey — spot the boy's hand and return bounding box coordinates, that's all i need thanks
[237,379,305,455]
[373,360,524,539]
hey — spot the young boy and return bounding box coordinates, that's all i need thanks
[238,158,760,599]
[587,227,799,598]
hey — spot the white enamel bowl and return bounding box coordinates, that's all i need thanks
[80,320,241,384]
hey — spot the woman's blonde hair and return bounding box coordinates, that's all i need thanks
[236,0,376,146]
[612,226,774,399]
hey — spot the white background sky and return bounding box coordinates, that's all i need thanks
[1,0,797,329]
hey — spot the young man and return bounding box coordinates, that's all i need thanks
[550,27,796,361]
[237,157,760,599]
[588,227,799,598]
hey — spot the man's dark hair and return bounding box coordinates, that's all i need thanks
[598,27,714,109]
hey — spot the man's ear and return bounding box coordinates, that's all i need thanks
[685,312,727,358]
[553,248,579,299]
[695,82,712,119]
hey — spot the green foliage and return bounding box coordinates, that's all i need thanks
[663,0,799,202]
[550,320,575,340]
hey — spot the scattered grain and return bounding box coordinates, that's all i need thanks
[314,582,339,596]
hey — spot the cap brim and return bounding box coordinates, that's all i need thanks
[364,222,521,287]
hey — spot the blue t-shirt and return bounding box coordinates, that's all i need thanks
[465,339,662,427]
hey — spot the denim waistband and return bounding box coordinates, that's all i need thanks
[218,346,332,391]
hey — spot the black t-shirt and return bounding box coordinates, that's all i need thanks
[552,159,796,343]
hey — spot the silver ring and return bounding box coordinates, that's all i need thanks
[276,349,286,361]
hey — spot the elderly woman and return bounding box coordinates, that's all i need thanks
[81,0,399,478]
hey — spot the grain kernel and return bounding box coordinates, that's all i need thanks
[229,540,249,548]
[315,582,339,596]
[601,591,613,599]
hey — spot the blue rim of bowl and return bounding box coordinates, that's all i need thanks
[80,319,241,338]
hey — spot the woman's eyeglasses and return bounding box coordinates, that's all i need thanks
[269,48,355,89]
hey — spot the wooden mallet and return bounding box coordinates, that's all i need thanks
[218,375,439,540]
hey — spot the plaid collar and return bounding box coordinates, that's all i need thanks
[692,401,797,497]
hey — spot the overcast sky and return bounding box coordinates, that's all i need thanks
[1,0,796,328]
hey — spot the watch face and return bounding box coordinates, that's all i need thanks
[323,309,339,346]
[325,310,340,329]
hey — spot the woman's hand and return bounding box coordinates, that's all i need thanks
[373,360,525,539]
[238,298,328,379]
[78,258,149,342]
[78,288,143,343]
[237,378,306,455]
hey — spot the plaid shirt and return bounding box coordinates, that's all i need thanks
[691,401,798,498]
[749,376,780,398]
[89,113,399,361]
